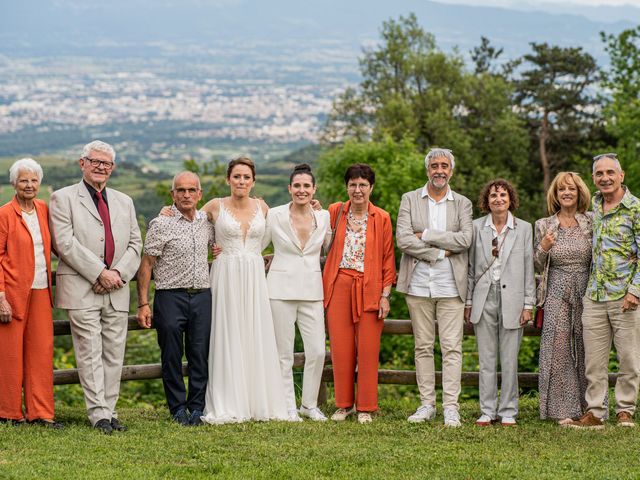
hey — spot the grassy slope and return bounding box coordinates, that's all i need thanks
[1,397,639,479]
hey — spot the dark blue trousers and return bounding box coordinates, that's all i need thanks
[153,289,211,415]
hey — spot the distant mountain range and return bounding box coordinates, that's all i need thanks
[1,0,638,63]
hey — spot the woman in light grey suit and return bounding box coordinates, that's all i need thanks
[262,164,331,422]
[464,179,535,426]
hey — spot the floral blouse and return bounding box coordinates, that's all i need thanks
[339,214,368,272]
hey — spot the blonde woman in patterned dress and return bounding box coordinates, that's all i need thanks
[534,172,592,425]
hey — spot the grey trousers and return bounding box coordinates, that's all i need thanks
[68,295,128,426]
[474,284,523,419]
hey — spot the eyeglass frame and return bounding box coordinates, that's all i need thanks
[82,157,115,170]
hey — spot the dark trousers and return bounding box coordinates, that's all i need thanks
[153,289,211,415]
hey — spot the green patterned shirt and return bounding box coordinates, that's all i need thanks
[587,187,640,301]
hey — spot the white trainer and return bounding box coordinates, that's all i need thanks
[286,409,302,422]
[407,404,436,423]
[331,407,356,421]
[299,406,328,422]
[357,412,373,424]
[443,407,461,427]
[475,414,495,426]
[500,416,517,426]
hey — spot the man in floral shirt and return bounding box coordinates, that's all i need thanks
[569,154,640,429]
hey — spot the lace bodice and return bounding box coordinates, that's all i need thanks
[215,200,265,257]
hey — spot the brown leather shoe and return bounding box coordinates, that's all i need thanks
[617,411,635,428]
[565,411,604,430]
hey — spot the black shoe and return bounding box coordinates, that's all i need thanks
[94,418,113,435]
[172,409,190,426]
[29,419,64,430]
[110,417,127,432]
[189,410,204,426]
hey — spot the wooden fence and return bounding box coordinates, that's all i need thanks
[51,274,620,390]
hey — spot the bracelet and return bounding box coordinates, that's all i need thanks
[381,292,390,299]
[138,303,149,308]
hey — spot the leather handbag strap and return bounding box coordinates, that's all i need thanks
[324,202,345,255]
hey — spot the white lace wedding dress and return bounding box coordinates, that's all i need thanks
[201,200,289,424]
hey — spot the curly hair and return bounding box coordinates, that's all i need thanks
[478,178,519,213]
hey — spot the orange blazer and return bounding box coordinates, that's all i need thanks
[0,197,53,320]
[322,200,396,311]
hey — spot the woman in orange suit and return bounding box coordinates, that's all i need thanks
[323,163,396,424]
[0,158,62,428]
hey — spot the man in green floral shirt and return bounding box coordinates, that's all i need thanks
[569,154,640,429]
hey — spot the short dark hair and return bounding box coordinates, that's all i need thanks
[344,163,375,186]
[227,156,255,179]
[478,178,519,213]
[289,163,315,185]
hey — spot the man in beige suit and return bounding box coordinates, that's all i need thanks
[396,148,473,427]
[50,140,142,434]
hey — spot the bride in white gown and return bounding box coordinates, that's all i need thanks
[200,156,288,424]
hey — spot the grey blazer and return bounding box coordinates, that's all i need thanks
[466,214,535,329]
[49,180,142,312]
[396,186,473,301]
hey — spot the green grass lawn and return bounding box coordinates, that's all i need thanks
[1,396,639,479]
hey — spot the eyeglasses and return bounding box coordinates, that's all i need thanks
[593,153,618,162]
[174,188,199,195]
[347,182,371,191]
[83,157,114,170]
[492,237,499,257]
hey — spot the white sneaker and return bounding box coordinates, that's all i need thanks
[299,405,328,422]
[443,407,461,427]
[286,409,302,422]
[407,404,436,423]
[501,416,517,426]
[357,412,372,424]
[475,414,495,426]
[331,407,355,421]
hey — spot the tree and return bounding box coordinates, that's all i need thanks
[514,43,600,192]
[601,26,640,192]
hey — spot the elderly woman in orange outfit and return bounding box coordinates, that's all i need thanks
[323,163,396,424]
[0,158,61,428]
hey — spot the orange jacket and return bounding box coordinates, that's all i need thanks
[0,197,53,320]
[322,200,396,311]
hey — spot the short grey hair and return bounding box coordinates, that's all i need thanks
[171,171,202,191]
[82,140,116,162]
[9,158,44,185]
[592,156,622,175]
[424,148,455,170]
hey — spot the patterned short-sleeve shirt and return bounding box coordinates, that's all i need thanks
[143,205,215,289]
[586,187,640,301]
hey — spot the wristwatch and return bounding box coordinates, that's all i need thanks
[381,292,390,299]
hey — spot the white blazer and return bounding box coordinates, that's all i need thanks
[263,203,331,301]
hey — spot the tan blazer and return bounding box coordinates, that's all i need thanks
[49,180,142,312]
[396,186,473,301]
[263,203,331,301]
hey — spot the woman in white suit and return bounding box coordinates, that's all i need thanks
[263,164,331,422]
[464,179,535,427]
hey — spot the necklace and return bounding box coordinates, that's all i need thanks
[347,209,368,233]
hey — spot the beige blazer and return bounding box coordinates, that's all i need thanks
[263,203,331,301]
[49,180,142,312]
[396,186,473,301]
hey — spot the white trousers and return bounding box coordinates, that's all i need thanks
[68,295,128,426]
[270,299,326,411]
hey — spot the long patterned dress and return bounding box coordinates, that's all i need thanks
[535,214,592,420]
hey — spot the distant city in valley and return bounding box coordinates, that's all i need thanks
[0,0,637,168]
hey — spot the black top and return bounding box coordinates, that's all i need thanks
[83,180,109,209]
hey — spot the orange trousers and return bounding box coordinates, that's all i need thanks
[326,269,384,412]
[0,289,54,421]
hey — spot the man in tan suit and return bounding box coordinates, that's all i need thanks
[396,148,473,427]
[50,140,142,434]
